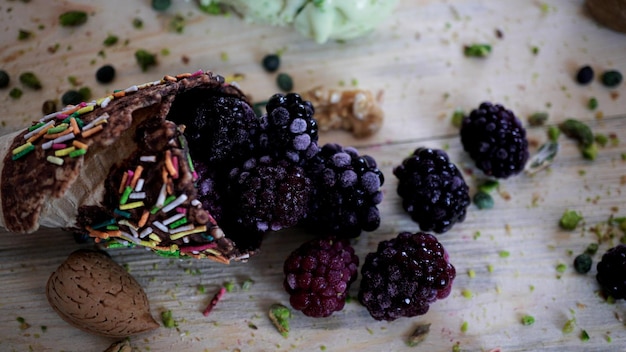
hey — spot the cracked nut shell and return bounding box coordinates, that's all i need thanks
[46,249,159,338]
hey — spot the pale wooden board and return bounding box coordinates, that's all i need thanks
[1,0,626,351]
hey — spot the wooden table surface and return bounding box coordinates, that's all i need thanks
[1,1,626,351]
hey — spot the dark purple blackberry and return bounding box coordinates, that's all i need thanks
[596,244,626,299]
[259,93,319,164]
[393,148,470,233]
[228,155,312,232]
[283,237,359,317]
[358,231,456,321]
[168,93,261,167]
[460,102,529,178]
[195,160,228,223]
[305,143,384,238]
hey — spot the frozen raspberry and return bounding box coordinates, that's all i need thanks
[259,93,320,164]
[305,143,384,238]
[596,244,626,299]
[393,148,470,233]
[358,231,456,321]
[460,102,529,178]
[283,237,359,317]
[228,155,312,232]
[168,93,261,167]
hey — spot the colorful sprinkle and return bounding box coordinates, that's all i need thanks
[12,142,33,155]
[161,194,188,213]
[80,124,103,138]
[114,208,132,218]
[11,144,35,160]
[139,227,153,238]
[69,148,87,158]
[169,225,207,241]
[119,201,144,210]
[54,146,75,157]
[152,221,169,233]
[119,186,133,204]
[72,140,88,150]
[46,155,64,165]
[140,155,156,162]
[134,178,145,192]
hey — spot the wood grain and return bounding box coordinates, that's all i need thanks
[0,1,625,351]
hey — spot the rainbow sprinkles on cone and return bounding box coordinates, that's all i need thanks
[0,70,255,264]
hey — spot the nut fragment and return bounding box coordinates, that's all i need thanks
[46,249,159,338]
[302,87,384,138]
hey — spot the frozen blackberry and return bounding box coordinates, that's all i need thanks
[305,143,384,238]
[283,237,359,317]
[168,93,261,167]
[460,102,529,178]
[259,93,320,165]
[358,232,456,321]
[393,148,470,233]
[228,155,312,232]
[596,244,626,299]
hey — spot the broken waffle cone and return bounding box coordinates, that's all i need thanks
[0,70,257,263]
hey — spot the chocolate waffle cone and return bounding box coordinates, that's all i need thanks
[0,71,259,263]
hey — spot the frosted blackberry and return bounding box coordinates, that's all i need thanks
[358,231,456,321]
[228,155,312,232]
[460,102,529,178]
[305,143,384,238]
[393,148,470,233]
[168,93,261,167]
[596,244,626,299]
[259,93,319,164]
[283,237,359,317]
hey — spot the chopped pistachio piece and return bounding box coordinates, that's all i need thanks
[407,323,430,347]
[269,303,291,337]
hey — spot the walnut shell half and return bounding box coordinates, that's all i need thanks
[46,249,159,338]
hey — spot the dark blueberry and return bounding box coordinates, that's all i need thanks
[574,253,592,274]
[283,237,359,317]
[575,65,594,85]
[0,70,9,88]
[393,148,471,233]
[358,231,456,321]
[601,70,623,88]
[262,54,280,73]
[61,90,83,105]
[277,73,293,92]
[152,0,171,11]
[42,100,57,115]
[96,64,116,84]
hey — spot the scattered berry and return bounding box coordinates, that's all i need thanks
[601,70,623,88]
[473,191,494,210]
[260,93,319,164]
[96,64,116,84]
[228,156,312,232]
[277,73,293,92]
[61,90,83,105]
[575,65,594,85]
[0,70,9,88]
[284,237,359,317]
[262,54,280,72]
[305,143,384,238]
[152,0,171,11]
[42,100,57,115]
[574,253,592,274]
[358,231,456,321]
[460,102,529,178]
[393,148,470,233]
[596,244,626,299]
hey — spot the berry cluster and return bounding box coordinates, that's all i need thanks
[168,92,384,242]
